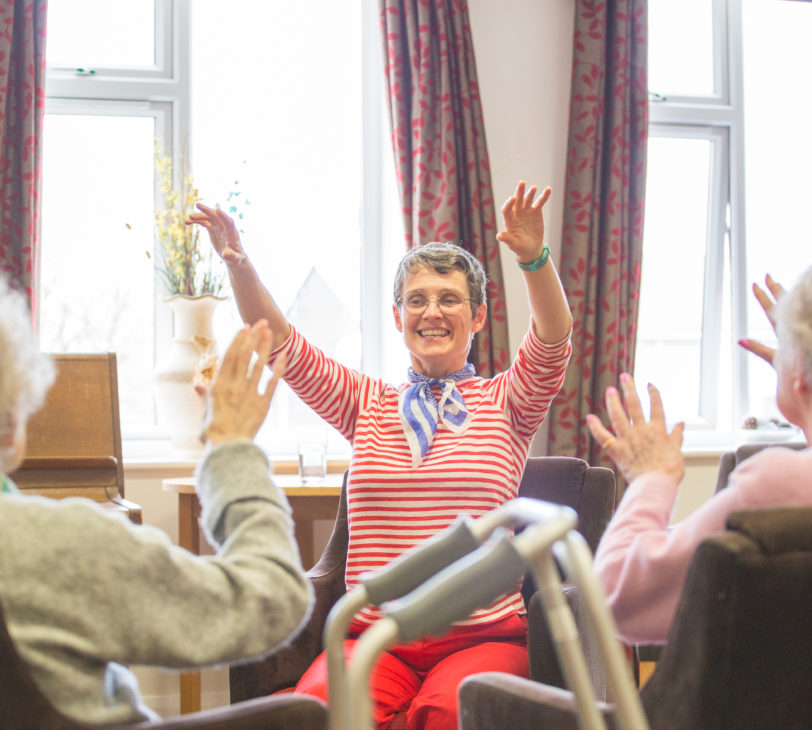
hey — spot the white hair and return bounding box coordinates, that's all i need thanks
[0,278,55,442]
[774,266,812,391]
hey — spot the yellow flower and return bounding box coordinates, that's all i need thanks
[151,145,226,297]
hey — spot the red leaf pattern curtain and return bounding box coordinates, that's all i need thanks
[548,0,648,470]
[0,0,47,313]
[379,0,509,377]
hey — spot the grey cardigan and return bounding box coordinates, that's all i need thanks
[0,440,312,724]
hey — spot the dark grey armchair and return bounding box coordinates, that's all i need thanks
[459,506,812,730]
[713,439,807,494]
[229,457,616,726]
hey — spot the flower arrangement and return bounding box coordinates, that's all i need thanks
[152,146,227,297]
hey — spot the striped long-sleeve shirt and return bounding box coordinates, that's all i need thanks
[274,324,571,627]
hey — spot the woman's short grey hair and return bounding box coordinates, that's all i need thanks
[0,278,55,441]
[392,242,488,317]
[774,265,812,391]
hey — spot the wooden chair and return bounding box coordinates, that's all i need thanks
[11,353,142,523]
[229,457,617,724]
[458,506,812,730]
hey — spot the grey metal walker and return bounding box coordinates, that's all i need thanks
[324,497,648,730]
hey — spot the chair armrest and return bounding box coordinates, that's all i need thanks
[132,694,327,729]
[228,545,347,702]
[108,495,143,525]
[458,672,616,730]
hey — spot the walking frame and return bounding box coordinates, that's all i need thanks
[324,497,649,730]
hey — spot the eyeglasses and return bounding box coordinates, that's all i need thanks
[397,292,475,315]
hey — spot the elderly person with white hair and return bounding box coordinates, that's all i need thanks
[587,267,812,645]
[0,278,312,724]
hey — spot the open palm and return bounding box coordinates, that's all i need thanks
[496,180,551,261]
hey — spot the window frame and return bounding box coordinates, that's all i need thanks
[42,0,389,443]
[645,0,749,434]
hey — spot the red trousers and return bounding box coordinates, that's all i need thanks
[293,614,528,730]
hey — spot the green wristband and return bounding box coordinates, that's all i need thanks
[517,243,550,272]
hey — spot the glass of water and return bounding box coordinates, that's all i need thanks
[297,441,327,484]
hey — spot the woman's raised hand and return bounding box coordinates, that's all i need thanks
[186,203,249,268]
[738,274,786,367]
[496,180,551,262]
[586,373,685,484]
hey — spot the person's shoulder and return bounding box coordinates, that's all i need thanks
[1,493,140,550]
[737,443,811,472]
[731,444,812,504]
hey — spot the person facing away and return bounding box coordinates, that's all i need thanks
[587,267,812,645]
[0,276,312,724]
[188,180,573,730]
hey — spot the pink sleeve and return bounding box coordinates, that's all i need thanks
[594,472,744,644]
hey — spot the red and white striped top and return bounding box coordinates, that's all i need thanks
[274,325,571,627]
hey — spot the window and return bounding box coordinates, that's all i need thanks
[636,0,811,442]
[42,0,401,456]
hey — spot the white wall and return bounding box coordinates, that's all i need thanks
[469,0,575,362]
[468,0,574,456]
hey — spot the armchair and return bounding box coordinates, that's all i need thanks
[713,440,807,494]
[229,456,616,708]
[459,506,812,730]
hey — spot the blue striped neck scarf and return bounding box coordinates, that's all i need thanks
[398,363,476,467]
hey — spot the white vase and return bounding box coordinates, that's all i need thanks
[153,294,226,454]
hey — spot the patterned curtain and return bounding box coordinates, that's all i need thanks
[379,0,509,377]
[547,0,648,470]
[0,0,47,314]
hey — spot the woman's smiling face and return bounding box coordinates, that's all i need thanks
[392,265,486,378]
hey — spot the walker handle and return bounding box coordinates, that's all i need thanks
[361,514,480,605]
[384,529,526,642]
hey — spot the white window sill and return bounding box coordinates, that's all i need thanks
[681,427,805,458]
[122,438,351,475]
[122,440,202,471]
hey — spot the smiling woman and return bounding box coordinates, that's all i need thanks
[186,179,573,729]
[392,243,487,378]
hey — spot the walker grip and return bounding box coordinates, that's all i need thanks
[361,514,480,605]
[384,529,526,641]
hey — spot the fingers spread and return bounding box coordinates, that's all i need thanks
[585,413,612,444]
[515,180,526,201]
[533,186,552,210]
[764,273,785,299]
[670,420,685,449]
[619,372,645,425]
[604,385,630,438]
[752,282,775,321]
[738,338,775,366]
[647,382,666,426]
